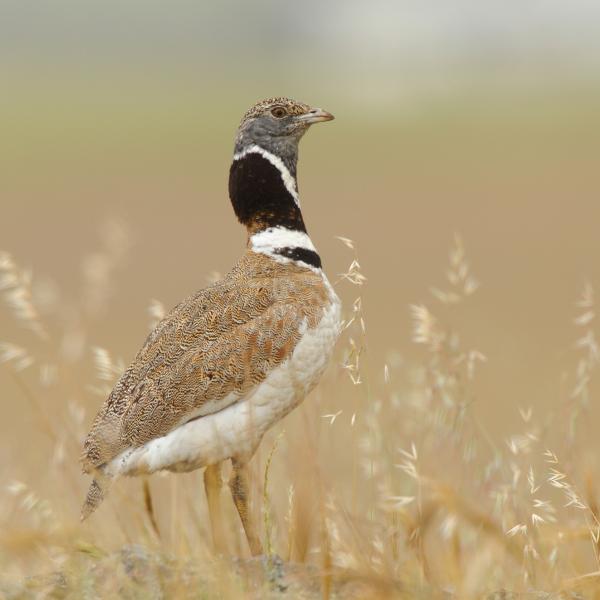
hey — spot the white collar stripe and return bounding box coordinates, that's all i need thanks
[250,227,321,272]
[250,227,316,253]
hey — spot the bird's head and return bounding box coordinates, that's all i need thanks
[229,97,334,235]
[234,97,334,166]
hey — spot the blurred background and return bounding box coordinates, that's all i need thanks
[3,0,600,436]
[2,0,600,591]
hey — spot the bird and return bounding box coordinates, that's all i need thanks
[80,97,341,555]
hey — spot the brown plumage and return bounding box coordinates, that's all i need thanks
[81,252,329,473]
[240,97,311,124]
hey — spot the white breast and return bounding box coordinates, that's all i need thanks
[107,275,341,477]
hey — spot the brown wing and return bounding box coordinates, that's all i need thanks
[81,255,328,472]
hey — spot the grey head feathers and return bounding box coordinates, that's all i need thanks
[234,97,334,177]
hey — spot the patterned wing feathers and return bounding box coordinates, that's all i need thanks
[81,256,328,473]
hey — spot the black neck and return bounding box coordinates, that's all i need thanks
[229,152,306,233]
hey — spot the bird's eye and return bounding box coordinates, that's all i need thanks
[271,107,287,118]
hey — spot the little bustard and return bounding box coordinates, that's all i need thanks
[81,97,341,555]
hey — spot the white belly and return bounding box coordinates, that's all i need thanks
[107,281,341,477]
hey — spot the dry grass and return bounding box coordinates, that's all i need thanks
[1,228,600,599]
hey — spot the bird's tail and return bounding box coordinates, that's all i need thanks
[81,473,112,521]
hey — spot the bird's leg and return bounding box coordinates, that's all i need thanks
[229,458,263,556]
[204,462,227,554]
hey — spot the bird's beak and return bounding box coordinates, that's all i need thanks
[297,108,335,124]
